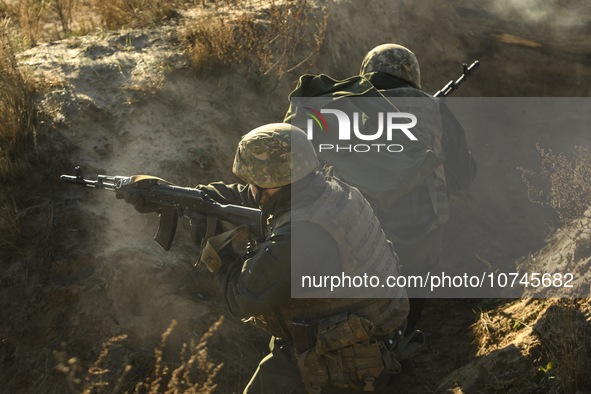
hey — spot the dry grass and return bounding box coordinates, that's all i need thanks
[471,309,496,353]
[182,0,328,88]
[0,25,65,266]
[518,143,591,389]
[534,299,591,393]
[55,318,224,394]
[0,25,37,182]
[1,0,328,87]
[91,0,185,30]
[470,300,590,392]
[520,144,591,221]
[181,7,247,75]
[0,21,78,393]
[0,0,188,46]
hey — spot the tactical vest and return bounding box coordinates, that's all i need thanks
[261,177,408,338]
[376,88,450,243]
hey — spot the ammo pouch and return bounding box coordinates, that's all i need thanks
[295,311,400,393]
[198,224,249,273]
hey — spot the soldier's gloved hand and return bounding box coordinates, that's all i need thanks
[123,192,160,214]
[189,211,209,245]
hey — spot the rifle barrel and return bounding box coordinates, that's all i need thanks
[60,174,117,190]
[434,60,480,97]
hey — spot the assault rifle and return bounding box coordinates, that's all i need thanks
[434,60,480,97]
[61,166,265,251]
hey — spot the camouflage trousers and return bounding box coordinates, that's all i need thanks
[390,225,444,335]
[244,337,392,394]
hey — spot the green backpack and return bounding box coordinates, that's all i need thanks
[284,74,447,242]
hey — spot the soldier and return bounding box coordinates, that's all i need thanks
[359,44,478,333]
[285,44,477,335]
[126,123,410,393]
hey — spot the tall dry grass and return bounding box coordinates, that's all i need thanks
[55,319,224,394]
[0,25,37,180]
[181,0,328,88]
[520,145,591,391]
[0,21,74,392]
[1,0,328,89]
[0,29,72,268]
[91,0,184,30]
[519,143,591,391]
[521,144,591,222]
[0,0,188,45]
[534,299,591,393]
[0,25,49,265]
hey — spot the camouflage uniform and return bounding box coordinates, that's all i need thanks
[361,45,477,331]
[197,124,409,393]
[285,45,476,334]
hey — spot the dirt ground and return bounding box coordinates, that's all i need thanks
[3,0,591,393]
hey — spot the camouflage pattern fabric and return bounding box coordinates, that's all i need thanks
[360,44,421,89]
[244,337,394,394]
[233,123,319,188]
[198,173,406,393]
[315,312,375,355]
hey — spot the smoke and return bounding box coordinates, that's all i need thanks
[488,0,591,27]
[490,0,553,23]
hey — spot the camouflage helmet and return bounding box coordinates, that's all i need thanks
[232,123,319,188]
[360,44,421,89]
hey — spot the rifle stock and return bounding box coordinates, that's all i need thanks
[61,166,264,251]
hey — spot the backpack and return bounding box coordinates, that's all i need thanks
[284,74,448,242]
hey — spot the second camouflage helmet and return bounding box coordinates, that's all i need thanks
[360,44,421,89]
[232,123,319,188]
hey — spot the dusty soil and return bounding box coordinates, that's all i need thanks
[3,0,591,393]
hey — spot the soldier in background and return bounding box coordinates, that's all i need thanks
[360,44,478,333]
[285,44,477,336]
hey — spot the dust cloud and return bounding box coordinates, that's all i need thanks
[6,0,591,392]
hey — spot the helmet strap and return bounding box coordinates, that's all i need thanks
[253,184,268,206]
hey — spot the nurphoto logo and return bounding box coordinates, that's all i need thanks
[304,108,418,153]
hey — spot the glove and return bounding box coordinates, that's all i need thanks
[190,211,209,245]
[123,192,160,214]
